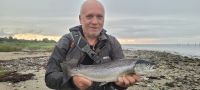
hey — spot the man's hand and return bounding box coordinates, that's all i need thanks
[115,75,141,88]
[72,75,93,90]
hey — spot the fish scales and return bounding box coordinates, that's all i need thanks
[61,59,155,82]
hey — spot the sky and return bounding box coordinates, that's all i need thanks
[0,0,200,44]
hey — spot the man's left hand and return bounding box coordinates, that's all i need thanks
[115,75,141,88]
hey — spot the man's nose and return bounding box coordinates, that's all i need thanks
[91,17,98,24]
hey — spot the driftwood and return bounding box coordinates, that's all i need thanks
[0,71,35,83]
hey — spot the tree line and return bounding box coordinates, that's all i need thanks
[0,36,56,43]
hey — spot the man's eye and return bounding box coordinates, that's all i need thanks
[97,15,103,19]
[86,15,93,19]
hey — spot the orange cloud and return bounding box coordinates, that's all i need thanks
[13,33,157,44]
[118,38,157,44]
[13,33,61,41]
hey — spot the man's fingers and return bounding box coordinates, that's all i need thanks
[83,78,93,86]
[117,77,123,84]
[115,75,142,88]
[73,75,92,90]
[126,75,136,84]
[115,77,123,85]
[79,77,93,87]
[122,76,130,86]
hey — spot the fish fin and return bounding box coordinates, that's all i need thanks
[60,62,72,76]
[99,82,109,86]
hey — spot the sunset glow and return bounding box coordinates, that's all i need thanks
[13,33,61,41]
[118,38,157,44]
[12,33,157,44]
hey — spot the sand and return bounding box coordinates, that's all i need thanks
[0,52,51,61]
[0,52,52,90]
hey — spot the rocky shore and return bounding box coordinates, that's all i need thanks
[0,52,51,90]
[0,50,200,90]
[124,50,200,90]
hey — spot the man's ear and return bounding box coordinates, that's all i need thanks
[79,15,81,24]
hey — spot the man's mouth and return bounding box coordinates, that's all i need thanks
[91,27,98,29]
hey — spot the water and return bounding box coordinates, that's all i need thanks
[122,44,200,58]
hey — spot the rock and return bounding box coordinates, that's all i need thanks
[158,75,165,78]
[147,84,151,87]
[0,72,35,83]
[165,82,175,87]
[21,86,26,88]
[8,83,12,86]
[148,76,160,80]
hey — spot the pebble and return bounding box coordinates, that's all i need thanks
[8,83,12,86]
[21,86,26,88]
[147,84,151,87]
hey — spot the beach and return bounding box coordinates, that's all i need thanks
[0,52,51,90]
[0,50,200,90]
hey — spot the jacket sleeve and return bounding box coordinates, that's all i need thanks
[109,36,125,60]
[45,35,76,89]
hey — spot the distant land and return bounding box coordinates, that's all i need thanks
[0,36,56,52]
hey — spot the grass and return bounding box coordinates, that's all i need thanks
[0,41,56,52]
[0,39,56,77]
[0,66,8,77]
[0,44,21,52]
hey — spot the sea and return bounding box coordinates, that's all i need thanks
[122,44,200,58]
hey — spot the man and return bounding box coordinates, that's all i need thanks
[45,0,140,90]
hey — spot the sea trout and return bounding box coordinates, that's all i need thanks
[60,59,155,82]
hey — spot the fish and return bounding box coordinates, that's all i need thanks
[60,59,156,82]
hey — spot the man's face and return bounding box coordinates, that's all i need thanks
[79,4,104,38]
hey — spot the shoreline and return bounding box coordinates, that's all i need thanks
[124,50,200,90]
[0,50,200,90]
[0,51,51,61]
[124,49,200,59]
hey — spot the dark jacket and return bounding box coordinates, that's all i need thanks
[45,25,125,90]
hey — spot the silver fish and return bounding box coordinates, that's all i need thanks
[60,59,155,82]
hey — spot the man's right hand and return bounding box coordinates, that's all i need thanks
[72,75,93,90]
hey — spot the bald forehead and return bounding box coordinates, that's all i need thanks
[80,0,105,15]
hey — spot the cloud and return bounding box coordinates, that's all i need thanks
[0,16,79,36]
[105,16,200,40]
[0,0,200,44]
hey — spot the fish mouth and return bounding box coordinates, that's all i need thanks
[148,65,157,72]
[150,65,155,69]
